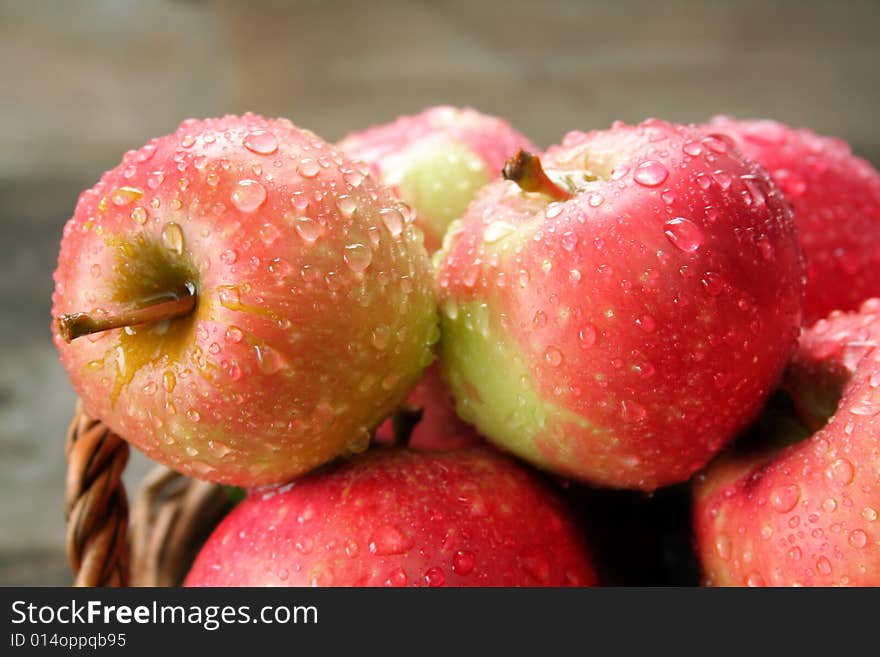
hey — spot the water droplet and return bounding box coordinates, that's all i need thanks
[826,458,855,487]
[849,529,868,548]
[578,323,597,348]
[703,134,731,153]
[224,326,243,343]
[259,223,280,244]
[588,192,604,207]
[746,572,765,587]
[633,160,669,187]
[378,207,405,237]
[816,556,832,576]
[452,550,475,575]
[231,179,267,213]
[371,325,391,350]
[243,130,278,155]
[621,400,647,423]
[218,286,242,310]
[336,195,357,218]
[90,263,102,278]
[787,546,802,561]
[715,535,732,560]
[254,344,285,374]
[424,567,445,587]
[131,206,148,225]
[369,525,414,556]
[663,217,703,253]
[484,220,517,244]
[298,158,320,178]
[701,272,726,297]
[862,507,877,522]
[384,568,408,587]
[636,314,656,333]
[544,346,563,367]
[112,186,143,206]
[220,249,238,265]
[682,141,703,156]
[344,243,372,273]
[162,370,176,393]
[180,134,196,148]
[161,222,184,255]
[770,484,800,513]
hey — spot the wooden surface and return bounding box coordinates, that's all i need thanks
[1,0,878,585]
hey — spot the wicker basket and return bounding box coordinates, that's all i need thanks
[64,401,233,587]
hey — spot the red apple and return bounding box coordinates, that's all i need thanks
[373,362,483,450]
[51,114,438,486]
[694,298,880,586]
[338,106,536,252]
[184,447,598,586]
[435,119,804,490]
[704,116,880,324]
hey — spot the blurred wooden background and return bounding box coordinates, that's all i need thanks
[1,0,878,584]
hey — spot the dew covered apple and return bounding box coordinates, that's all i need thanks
[704,116,880,324]
[185,447,598,586]
[436,119,804,490]
[694,298,880,586]
[51,114,438,486]
[338,106,536,252]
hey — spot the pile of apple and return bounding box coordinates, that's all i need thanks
[51,107,880,587]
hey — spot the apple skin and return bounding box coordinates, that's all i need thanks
[338,106,536,252]
[51,114,438,486]
[373,362,483,450]
[436,118,804,490]
[694,298,880,586]
[704,116,880,324]
[184,447,598,587]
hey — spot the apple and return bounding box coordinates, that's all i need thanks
[435,118,804,490]
[338,106,536,252]
[694,298,880,586]
[373,362,483,451]
[184,447,598,586]
[703,116,880,324]
[51,113,439,486]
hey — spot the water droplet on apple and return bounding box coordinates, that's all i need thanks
[298,158,320,178]
[254,344,285,374]
[131,206,148,225]
[452,550,475,576]
[770,484,800,513]
[701,272,726,297]
[423,567,445,587]
[483,220,517,244]
[112,186,144,206]
[218,286,242,310]
[848,529,868,548]
[343,243,372,273]
[379,207,404,237]
[161,222,184,255]
[826,458,855,487]
[544,346,563,367]
[715,535,732,560]
[231,179,267,213]
[682,141,703,156]
[371,325,391,350]
[243,130,279,155]
[572,324,598,352]
[633,160,668,187]
[369,525,414,556]
[663,217,703,253]
[636,314,656,332]
[180,134,196,148]
[259,223,280,244]
[384,568,408,587]
[294,215,321,242]
[745,572,765,587]
[816,556,832,576]
[787,546,802,561]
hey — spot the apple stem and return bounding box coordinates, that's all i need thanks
[502,150,572,201]
[56,281,197,343]
[390,404,423,449]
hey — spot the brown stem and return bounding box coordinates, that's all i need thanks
[502,150,572,201]
[57,282,197,343]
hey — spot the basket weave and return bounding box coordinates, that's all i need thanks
[64,401,232,587]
